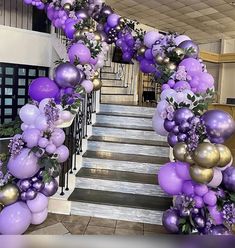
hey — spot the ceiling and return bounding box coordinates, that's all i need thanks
[106,0,235,44]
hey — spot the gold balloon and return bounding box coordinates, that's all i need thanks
[63,3,72,11]
[184,152,194,164]
[190,165,214,184]
[173,142,187,162]
[119,17,125,24]
[155,55,164,64]
[173,47,185,58]
[89,28,94,33]
[163,57,170,64]
[92,79,102,91]
[166,62,177,71]
[94,71,99,78]
[74,30,85,40]
[41,0,48,3]
[115,25,122,32]
[94,31,102,42]
[216,144,232,168]
[0,184,19,206]
[193,142,220,169]
[138,46,147,56]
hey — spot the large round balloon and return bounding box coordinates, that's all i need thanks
[162,209,179,233]
[19,104,40,125]
[179,58,202,74]
[7,148,40,179]
[158,162,183,195]
[29,77,60,102]
[31,208,48,225]
[107,14,120,27]
[22,128,41,148]
[152,113,168,136]
[144,31,160,48]
[68,43,91,64]
[27,192,48,213]
[54,62,82,88]
[201,110,235,144]
[0,202,31,234]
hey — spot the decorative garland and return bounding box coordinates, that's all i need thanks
[0,0,235,235]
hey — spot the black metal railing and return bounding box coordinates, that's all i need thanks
[59,91,96,195]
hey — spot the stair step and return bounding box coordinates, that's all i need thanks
[88,136,168,147]
[101,86,129,95]
[97,112,152,119]
[69,188,172,212]
[87,140,169,157]
[102,79,124,87]
[101,94,134,103]
[92,126,166,143]
[83,151,169,165]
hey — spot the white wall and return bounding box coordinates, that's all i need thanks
[0,25,53,67]
[199,41,221,54]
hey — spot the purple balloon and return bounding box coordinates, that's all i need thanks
[194,184,208,197]
[140,59,156,73]
[179,58,202,74]
[68,43,91,65]
[64,19,79,39]
[0,202,32,234]
[179,121,190,133]
[31,208,48,225]
[50,128,66,147]
[193,215,205,229]
[158,162,183,195]
[8,148,40,179]
[107,13,120,27]
[194,196,204,208]
[172,126,180,135]
[178,133,187,142]
[209,225,231,235]
[201,110,235,144]
[41,178,59,197]
[173,80,191,91]
[178,40,199,58]
[167,132,178,147]
[173,108,194,125]
[182,180,195,196]
[162,84,170,91]
[168,79,175,88]
[100,5,113,16]
[152,113,168,136]
[162,209,179,233]
[145,49,154,60]
[33,181,45,192]
[81,80,94,93]
[54,63,82,88]
[76,9,89,19]
[208,206,223,225]
[175,162,191,181]
[97,23,104,32]
[27,192,48,213]
[122,52,132,62]
[26,188,38,200]
[203,190,217,206]
[22,128,41,148]
[55,145,69,163]
[222,166,235,191]
[19,179,32,191]
[174,35,191,46]
[29,77,59,102]
[164,119,176,132]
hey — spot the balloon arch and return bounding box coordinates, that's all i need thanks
[0,0,235,235]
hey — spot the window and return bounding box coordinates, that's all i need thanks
[0,63,49,124]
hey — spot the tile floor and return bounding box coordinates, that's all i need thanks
[26,213,167,235]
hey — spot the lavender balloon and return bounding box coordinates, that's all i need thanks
[55,145,69,163]
[201,110,235,144]
[31,208,48,225]
[107,14,120,27]
[178,40,199,58]
[27,192,48,213]
[179,58,202,74]
[68,43,91,64]
[41,178,59,197]
[22,128,41,148]
[162,209,179,233]
[209,225,231,235]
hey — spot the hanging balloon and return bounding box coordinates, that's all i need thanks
[190,165,214,184]
[0,184,19,206]
[92,78,102,91]
[193,142,220,169]
[173,142,187,162]
[216,144,232,168]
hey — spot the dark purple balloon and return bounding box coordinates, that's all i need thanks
[201,110,235,144]
[222,166,235,191]
[209,225,231,235]
[164,119,176,132]
[178,40,199,59]
[76,9,89,20]
[194,216,205,229]
[179,208,190,217]
[96,23,104,32]
[100,31,108,42]
[20,192,27,201]
[25,188,37,201]
[179,121,190,133]
[174,108,194,125]
[100,6,113,17]
[33,181,45,192]
[19,179,31,191]
[41,178,58,197]
[168,133,179,147]
[172,126,180,135]
[162,209,180,233]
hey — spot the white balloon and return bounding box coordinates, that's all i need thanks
[19,104,40,125]
[39,98,52,113]
[61,111,73,122]
[34,115,49,131]
[208,168,223,188]
[21,123,29,131]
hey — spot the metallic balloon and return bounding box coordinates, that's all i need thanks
[119,17,125,25]
[174,108,194,125]
[194,216,205,229]
[190,165,214,184]
[210,225,231,235]
[138,46,147,56]
[162,209,179,233]
[41,178,58,197]
[166,62,177,71]
[155,55,164,64]
[163,57,170,64]
[76,9,89,20]
[54,62,82,88]
[0,184,20,206]
[33,181,45,192]
[63,3,72,11]
[173,47,185,59]
[25,188,37,200]
[184,152,194,164]
[216,144,232,168]
[222,167,235,191]
[178,40,199,59]
[18,179,31,191]
[92,79,102,91]
[100,6,113,17]
[88,28,94,33]
[94,31,102,41]
[173,142,187,162]
[115,25,122,32]
[94,71,99,78]
[193,142,220,169]
[74,30,85,40]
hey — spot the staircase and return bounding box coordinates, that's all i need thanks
[68,104,171,224]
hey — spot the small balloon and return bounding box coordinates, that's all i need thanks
[173,142,187,162]
[0,184,19,206]
[190,165,214,184]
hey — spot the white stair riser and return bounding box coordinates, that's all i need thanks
[101,95,135,103]
[96,115,152,128]
[101,72,121,80]
[71,202,163,225]
[76,178,169,197]
[102,79,124,87]
[92,126,167,142]
[87,141,169,157]
[82,157,162,174]
[102,87,129,95]
[102,66,114,73]
[100,104,155,117]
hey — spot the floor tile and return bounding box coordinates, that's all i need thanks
[61,215,91,225]
[29,223,69,235]
[89,217,117,228]
[85,225,115,235]
[144,224,167,233]
[116,220,144,231]
[115,228,143,235]
[62,222,87,235]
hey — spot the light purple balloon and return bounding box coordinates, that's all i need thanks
[194,184,208,197]
[173,81,191,92]
[158,162,183,195]
[54,62,82,88]
[27,192,48,213]
[203,190,217,207]
[152,113,168,136]
[41,178,58,197]
[0,202,32,235]
[31,208,48,225]
[50,128,66,147]
[24,0,32,4]
[156,100,169,115]
[144,31,161,48]
[208,168,223,188]
[107,13,120,27]
[19,104,40,125]
[175,162,191,181]
[68,43,91,64]
[29,77,60,102]
[208,206,223,225]
[34,115,49,131]
[168,79,175,88]
[179,58,202,74]
[81,80,94,93]
[22,128,41,148]
[38,138,49,148]
[64,19,79,39]
[162,84,170,91]
[193,196,204,208]
[46,144,57,154]
[174,35,191,46]
[160,88,176,100]
[7,148,40,179]
[182,180,195,196]
[55,145,69,163]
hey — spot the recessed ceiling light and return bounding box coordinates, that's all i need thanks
[230,2,235,5]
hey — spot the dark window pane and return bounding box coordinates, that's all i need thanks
[0,67,2,74]
[5,88,13,95]
[29,69,36,76]
[39,70,46,76]
[5,99,13,105]
[4,118,12,123]
[6,67,14,75]
[18,78,26,86]
[18,89,25,95]
[17,98,25,105]
[5,78,13,85]
[0,77,2,85]
[4,109,12,115]
[18,68,26,76]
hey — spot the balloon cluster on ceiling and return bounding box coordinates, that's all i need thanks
[0,0,235,235]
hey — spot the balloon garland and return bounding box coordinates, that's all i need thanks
[0,0,234,235]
